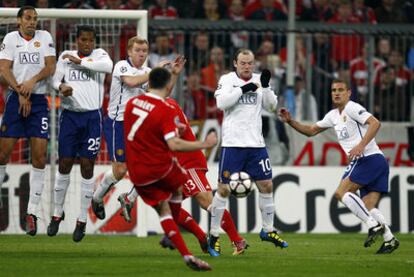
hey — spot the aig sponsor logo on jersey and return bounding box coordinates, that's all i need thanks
[336,126,350,140]
[238,93,257,105]
[69,69,91,81]
[19,52,40,64]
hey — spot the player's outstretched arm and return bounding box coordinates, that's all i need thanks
[167,55,186,92]
[278,107,325,137]
[167,131,217,152]
[121,74,149,88]
[64,51,113,74]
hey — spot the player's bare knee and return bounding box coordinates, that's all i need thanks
[334,190,343,201]
[218,183,230,197]
[155,201,171,217]
[58,158,74,174]
[256,180,273,193]
[0,151,10,165]
[31,156,47,169]
[195,192,213,210]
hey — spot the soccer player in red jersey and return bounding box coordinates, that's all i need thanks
[120,97,248,256]
[124,67,217,271]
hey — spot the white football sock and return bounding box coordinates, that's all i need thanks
[127,187,139,203]
[370,208,394,241]
[259,192,275,233]
[341,192,378,228]
[93,170,118,202]
[209,193,227,237]
[53,172,70,217]
[79,177,94,223]
[27,167,45,216]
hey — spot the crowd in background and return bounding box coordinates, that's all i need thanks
[1,0,413,24]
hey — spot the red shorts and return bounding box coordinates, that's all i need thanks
[183,168,212,198]
[134,162,189,206]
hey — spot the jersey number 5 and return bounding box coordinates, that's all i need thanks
[127,107,149,141]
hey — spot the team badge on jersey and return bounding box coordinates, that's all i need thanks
[120,66,127,73]
[0,43,4,51]
[34,41,41,48]
[343,115,347,122]
[1,124,6,132]
[116,149,124,156]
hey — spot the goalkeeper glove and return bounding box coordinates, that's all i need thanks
[240,83,258,94]
[260,69,271,88]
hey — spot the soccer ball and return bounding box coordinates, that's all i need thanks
[229,171,254,198]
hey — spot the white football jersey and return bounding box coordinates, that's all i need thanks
[52,48,113,112]
[107,59,150,121]
[316,101,382,157]
[0,30,56,94]
[215,72,278,147]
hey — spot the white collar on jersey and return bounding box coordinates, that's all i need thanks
[146,92,164,101]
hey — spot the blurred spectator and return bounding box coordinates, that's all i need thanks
[100,0,122,9]
[375,0,408,23]
[227,0,249,49]
[312,33,335,117]
[121,0,144,9]
[256,39,275,71]
[186,72,207,120]
[300,0,335,21]
[329,0,363,72]
[247,0,287,20]
[148,32,176,68]
[200,46,226,92]
[227,0,245,20]
[291,76,318,121]
[35,0,50,8]
[0,0,17,7]
[279,35,314,79]
[63,0,95,9]
[195,0,226,20]
[376,37,391,63]
[266,54,283,92]
[244,0,287,18]
[170,0,199,18]
[408,43,414,70]
[401,0,414,23]
[375,66,411,121]
[148,0,178,19]
[349,43,385,102]
[189,32,210,72]
[353,0,377,23]
[386,49,413,87]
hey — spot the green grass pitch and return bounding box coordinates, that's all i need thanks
[0,233,413,276]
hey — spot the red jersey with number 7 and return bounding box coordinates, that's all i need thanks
[124,93,179,186]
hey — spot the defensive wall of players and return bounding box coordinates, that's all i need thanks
[1,120,412,235]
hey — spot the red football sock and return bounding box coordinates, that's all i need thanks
[160,217,191,257]
[168,201,182,223]
[221,209,242,242]
[178,208,206,242]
